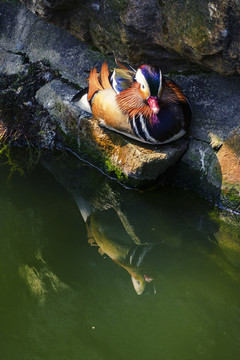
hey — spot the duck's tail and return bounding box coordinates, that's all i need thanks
[71,87,92,113]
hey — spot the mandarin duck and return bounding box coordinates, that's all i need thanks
[72,61,191,145]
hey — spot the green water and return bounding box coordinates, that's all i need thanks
[0,151,240,360]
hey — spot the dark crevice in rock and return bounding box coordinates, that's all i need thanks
[191,137,211,145]
[190,136,224,155]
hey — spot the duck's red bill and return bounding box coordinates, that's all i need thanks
[147,96,160,114]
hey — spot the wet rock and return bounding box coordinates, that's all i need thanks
[170,73,240,144]
[0,1,112,86]
[79,118,187,187]
[19,0,75,18]
[35,79,188,187]
[19,0,240,75]
[0,58,59,148]
[164,139,222,206]
[0,50,26,75]
[161,73,240,211]
[35,79,82,129]
[212,210,240,267]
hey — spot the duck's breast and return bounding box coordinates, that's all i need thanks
[92,88,132,134]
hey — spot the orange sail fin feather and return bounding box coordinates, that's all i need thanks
[87,67,103,101]
[100,61,112,89]
[88,62,112,101]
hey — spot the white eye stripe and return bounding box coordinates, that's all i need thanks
[135,69,149,91]
[136,68,162,97]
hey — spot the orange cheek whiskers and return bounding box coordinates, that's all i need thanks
[116,84,153,120]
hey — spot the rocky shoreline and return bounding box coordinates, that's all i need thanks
[0,0,239,212]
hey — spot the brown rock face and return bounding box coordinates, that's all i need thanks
[217,127,240,195]
[20,0,240,75]
[80,117,188,186]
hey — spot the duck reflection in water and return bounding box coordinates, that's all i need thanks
[43,154,225,296]
[44,154,169,295]
[75,196,157,295]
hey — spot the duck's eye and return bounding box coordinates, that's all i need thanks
[141,84,145,90]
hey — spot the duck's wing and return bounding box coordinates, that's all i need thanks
[110,68,136,94]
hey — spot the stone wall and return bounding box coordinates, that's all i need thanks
[19,0,240,75]
[0,0,239,212]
